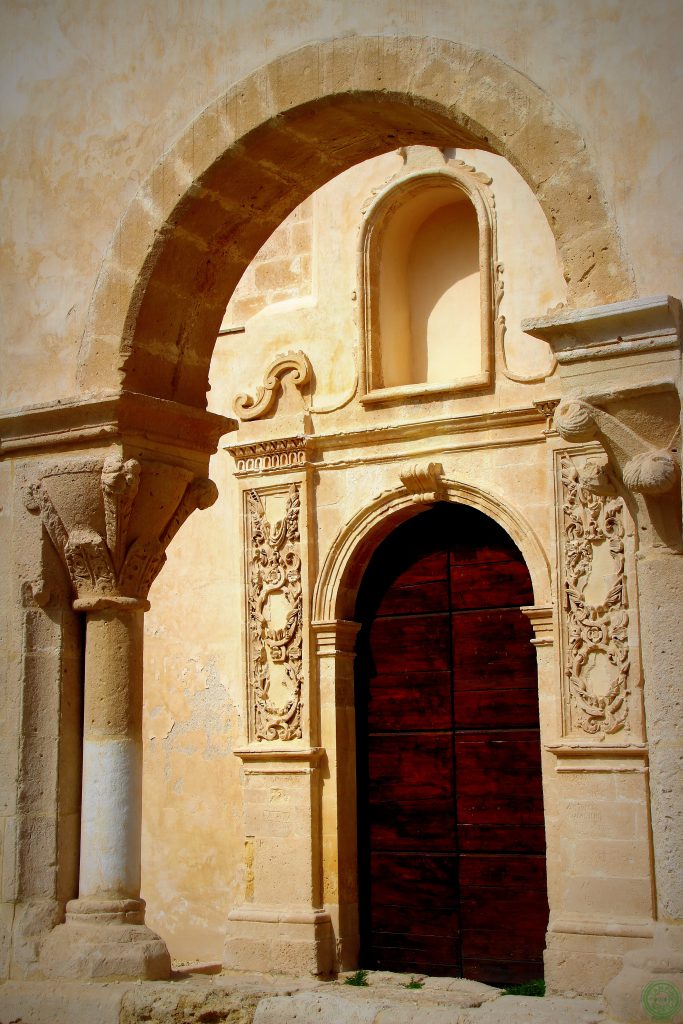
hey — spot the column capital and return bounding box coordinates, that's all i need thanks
[25,449,218,610]
[520,604,555,647]
[312,619,361,657]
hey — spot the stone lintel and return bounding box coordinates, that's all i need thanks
[0,389,236,461]
[522,295,682,364]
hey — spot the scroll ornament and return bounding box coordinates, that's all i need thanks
[247,484,303,741]
[561,454,630,734]
[233,351,311,421]
[26,453,218,609]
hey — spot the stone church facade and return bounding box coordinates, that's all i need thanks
[0,7,681,1023]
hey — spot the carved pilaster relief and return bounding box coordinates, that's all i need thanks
[247,484,304,741]
[26,452,218,610]
[559,451,632,735]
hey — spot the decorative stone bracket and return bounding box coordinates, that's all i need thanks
[553,398,681,552]
[25,451,218,609]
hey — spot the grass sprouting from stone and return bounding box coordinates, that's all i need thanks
[502,979,545,997]
[344,969,369,986]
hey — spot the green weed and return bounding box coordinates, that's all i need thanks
[502,979,545,997]
[344,969,369,986]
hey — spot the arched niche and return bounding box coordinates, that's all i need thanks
[360,166,495,402]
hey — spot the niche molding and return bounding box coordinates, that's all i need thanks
[359,159,499,405]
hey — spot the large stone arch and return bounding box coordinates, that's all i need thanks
[78,35,635,409]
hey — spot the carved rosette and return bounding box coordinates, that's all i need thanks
[26,452,218,610]
[561,454,630,735]
[247,484,303,741]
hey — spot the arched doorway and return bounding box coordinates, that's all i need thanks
[354,502,548,984]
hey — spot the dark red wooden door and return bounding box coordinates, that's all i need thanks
[355,503,548,985]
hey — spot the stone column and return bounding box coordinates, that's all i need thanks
[26,451,220,979]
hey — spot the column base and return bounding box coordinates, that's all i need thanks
[39,898,171,980]
[604,924,683,1023]
[223,905,335,976]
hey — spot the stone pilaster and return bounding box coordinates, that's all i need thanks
[526,296,683,1021]
[223,746,334,976]
[314,619,362,971]
[224,434,334,974]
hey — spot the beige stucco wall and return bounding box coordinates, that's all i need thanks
[0,1,680,1001]
[140,138,653,977]
[1,1,682,410]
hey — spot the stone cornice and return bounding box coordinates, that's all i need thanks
[0,391,236,459]
[522,295,681,365]
[313,404,550,453]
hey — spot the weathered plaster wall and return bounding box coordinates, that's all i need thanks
[1,1,682,408]
[139,137,653,974]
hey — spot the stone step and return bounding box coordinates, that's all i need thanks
[0,973,607,1024]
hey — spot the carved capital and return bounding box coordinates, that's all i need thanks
[400,462,445,503]
[233,351,312,421]
[26,452,218,611]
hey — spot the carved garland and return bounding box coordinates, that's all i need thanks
[247,484,303,741]
[561,454,630,735]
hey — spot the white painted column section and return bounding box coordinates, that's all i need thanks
[79,607,144,901]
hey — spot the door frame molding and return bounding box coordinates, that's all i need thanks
[312,480,556,973]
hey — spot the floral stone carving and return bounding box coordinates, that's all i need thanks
[247,484,303,741]
[561,453,631,735]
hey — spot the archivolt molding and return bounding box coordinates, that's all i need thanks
[312,477,551,623]
[78,36,634,407]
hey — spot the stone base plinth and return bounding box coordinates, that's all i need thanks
[39,898,171,980]
[544,924,656,997]
[604,925,683,1023]
[223,906,335,976]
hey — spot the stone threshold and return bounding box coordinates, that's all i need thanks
[0,969,608,1024]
